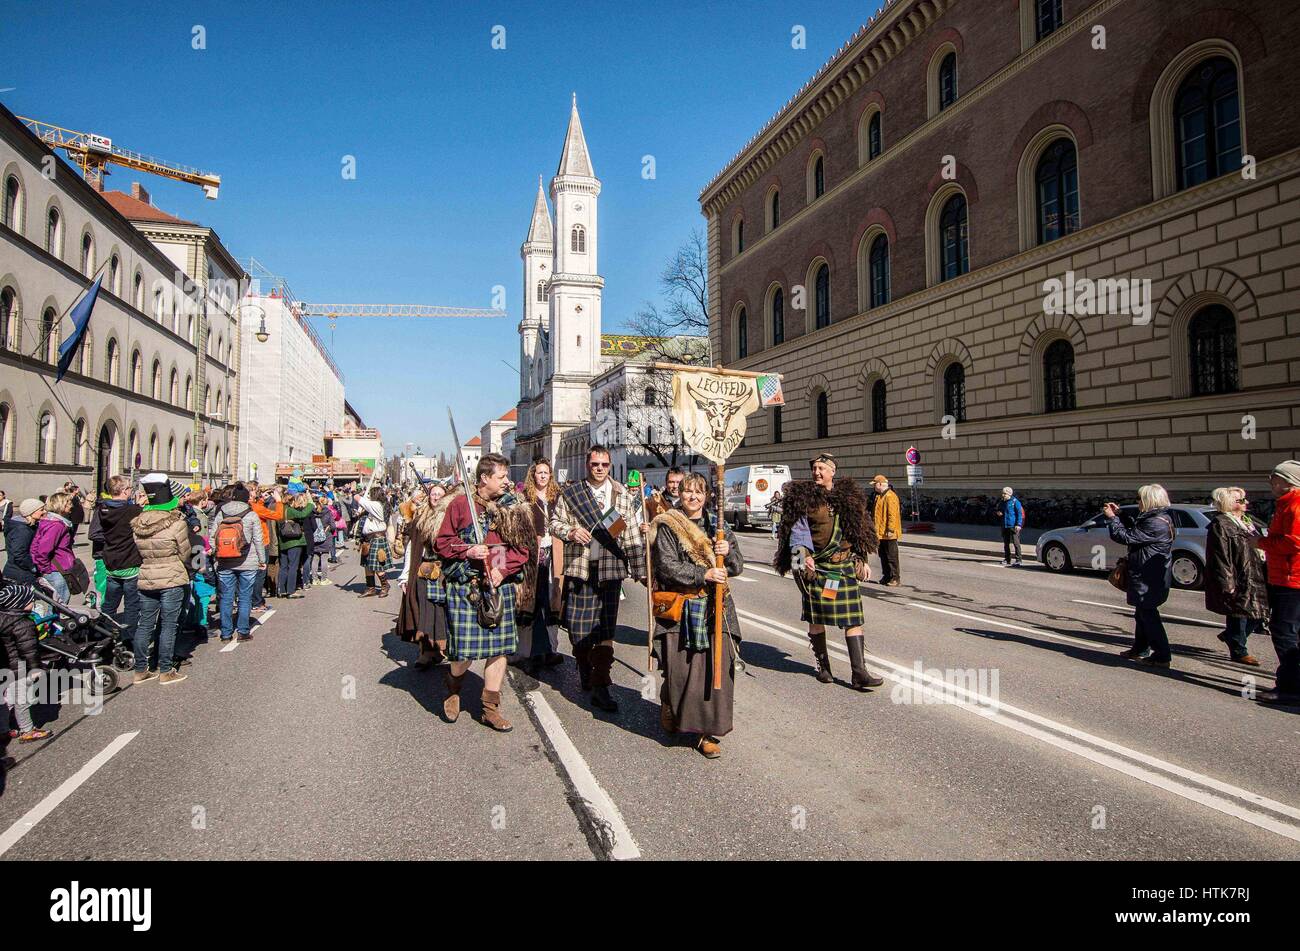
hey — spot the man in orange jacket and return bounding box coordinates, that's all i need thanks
[1255,460,1300,704]
[248,482,285,612]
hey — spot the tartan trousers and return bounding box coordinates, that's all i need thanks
[562,575,621,648]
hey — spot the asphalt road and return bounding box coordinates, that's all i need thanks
[3,533,1297,860]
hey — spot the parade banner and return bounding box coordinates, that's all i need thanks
[670,369,761,465]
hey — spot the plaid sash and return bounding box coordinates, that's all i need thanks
[560,481,628,566]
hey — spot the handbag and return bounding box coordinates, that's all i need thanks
[61,560,90,596]
[1107,556,1128,592]
[652,588,707,624]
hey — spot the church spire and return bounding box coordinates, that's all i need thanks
[525,174,553,245]
[556,93,596,179]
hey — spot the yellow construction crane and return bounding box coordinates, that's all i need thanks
[17,115,222,199]
[296,303,506,333]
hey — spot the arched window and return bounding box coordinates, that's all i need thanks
[1043,339,1076,412]
[771,288,784,345]
[205,384,212,415]
[81,232,94,276]
[1036,0,1063,40]
[152,359,162,400]
[226,395,232,421]
[814,263,830,330]
[130,350,143,392]
[737,307,748,359]
[939,194,969,280]
[772,406,783,444]
[536,280,545,302]
[0,286,15,350]
[571,225,585,253]
[871,379,888,432]
[815,391,829,439]
[1189,305,1238,395]
[149,432,159,469]
[1175,56,1241,191]
[869,235,890,308]
[0,403,12,460]
[809,154,825,201]
[73,418,87,466]
[169,369,179,404]
[735,218,744,254]
[128,428,139,471]
[644,386,657,407]
[868,112,882,160]
[133,272,144,310]
[1036,139,1079,244]
[107,339,120,386]
[182,439,191,470]
[938,53,958,111]
[152,287,163,322]
[109,255,120,295]
[943,363,966,422]
[40,307,57,363]
[167,436,176,471]
[767,188,781,232]
[37,411,55,464]
[184,375,193,409]
[45,207,60,256]
[2,175,20,231]
[76,329,91,375]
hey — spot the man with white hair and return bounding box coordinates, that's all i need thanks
[1255,460,1300,703]
[995,487,1025,566]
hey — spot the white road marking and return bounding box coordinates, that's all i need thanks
[743,563,780,577]
[0,731,140,857]
[737,608,1300,841]
[521,688,641,860]
[220,638,240,653]
[731,575,757,584]
[1071,599,1220,628]
[907,603,1104,650]
[255,609,276,626]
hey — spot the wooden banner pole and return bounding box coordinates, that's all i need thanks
[712,461,725,691]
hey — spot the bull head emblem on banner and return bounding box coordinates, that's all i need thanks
[686,381,748,443]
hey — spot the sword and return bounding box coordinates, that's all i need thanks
[447,406,485,552]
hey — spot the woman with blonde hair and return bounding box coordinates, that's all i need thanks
[1206,486,1267,665]
[515,459,564,675]
[31,491,79,603]
[397,482,453,668]
[1103,484,1175,667]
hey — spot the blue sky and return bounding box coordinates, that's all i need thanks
[4,0,883,456]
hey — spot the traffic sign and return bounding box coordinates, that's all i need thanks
[906,464,924,486]
[189,459,199,472]
[905,446,921,465]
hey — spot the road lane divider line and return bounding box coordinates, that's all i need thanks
[519,687,641,861]
[220,638,240,653]
[907,603,1105,651]
[731,575,757,584]
[0,731,140,858]
[736,608,1300,838]
[1070,599,1220,628]
[255,609,276,626]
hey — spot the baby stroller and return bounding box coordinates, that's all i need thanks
[30,583,134,695]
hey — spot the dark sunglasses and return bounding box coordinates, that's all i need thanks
[589,461,610,468]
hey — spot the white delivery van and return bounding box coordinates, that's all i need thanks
[723,464,791,530]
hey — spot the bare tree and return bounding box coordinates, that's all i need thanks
[627,228,711,367]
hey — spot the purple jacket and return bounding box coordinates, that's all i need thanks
[30,515,75,574]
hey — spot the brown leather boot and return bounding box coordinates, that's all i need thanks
[574,640,593,691]
[479,689,513,732]
[589,644,617,712]
[846,635,884,689]
[443,670,465,722]
[695,735,721,759]
[660,699,678,734]
[378,582,391,598]
[809,632,833,683]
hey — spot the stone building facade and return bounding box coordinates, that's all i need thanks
[699,0,1300,511]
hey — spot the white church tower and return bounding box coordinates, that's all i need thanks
[517,175,553,457]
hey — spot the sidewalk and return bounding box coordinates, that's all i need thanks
[898,522,1045,561]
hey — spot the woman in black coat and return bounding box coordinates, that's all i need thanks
[1105,484,1176,668]
[1,579,51,741]
[2,506,41,584]
[1205,487,1268,665]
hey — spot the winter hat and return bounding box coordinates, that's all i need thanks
[140,473,175,506]
[1272,460,1300,488]
[18,498,44,517]
[229,483,250,503]
[809,452,837,471]
[872,474,889,485]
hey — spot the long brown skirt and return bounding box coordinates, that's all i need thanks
[658,626,735,738]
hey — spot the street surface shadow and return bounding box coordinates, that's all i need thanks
[377,632,463,721]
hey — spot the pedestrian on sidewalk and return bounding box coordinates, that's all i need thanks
[324,498,342,563]
[88,475,143,650]
[277,493,312,599]
[1205,486,1267,666]
[872,474,903,586]
[1104,484,1175,669]
[131,475,194,685]
[550,445,648,714]
[996,487,1026,566]
[210,484,265,644]
[355,487,391,598]
[3,498,44,584]
[775,452,884,691]
[30,491,78,604]
[397,482,452,669]
[249,483,285,610]
[512,459,564,676]
[434,454,534,732]
[302,499,325,587]
[1254,461,1300,704]
[650,473,743,760]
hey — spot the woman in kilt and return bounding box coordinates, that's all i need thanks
[355,487,391,598]
[650,473,744,759]
[433,453,537,732]
[397,482,454,668]
[775,452,885,692]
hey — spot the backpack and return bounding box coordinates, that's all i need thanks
[313,522,328,544]
[215,515,249,560]
[280,518,304,541]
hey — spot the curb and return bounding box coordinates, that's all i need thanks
[898,537,1040,562]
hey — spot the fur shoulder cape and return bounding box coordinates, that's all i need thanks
[774,477,877,575]
[649,509,715,570]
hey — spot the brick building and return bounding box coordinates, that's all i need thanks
[700,0,1300,514]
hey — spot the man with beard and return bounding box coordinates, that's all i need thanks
[775,453,884,691]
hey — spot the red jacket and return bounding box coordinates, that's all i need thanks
[250,498,285,548]
[1259,489,1300,589]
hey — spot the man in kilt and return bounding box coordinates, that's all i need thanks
[550,445,647,713]
[433,453,537,732]
[355,486,392,597]
[775,452,885,691]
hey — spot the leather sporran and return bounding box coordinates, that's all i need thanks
[470,581,502,629]
[416,560,440,581]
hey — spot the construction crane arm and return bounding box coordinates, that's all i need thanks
[297,304,506,319]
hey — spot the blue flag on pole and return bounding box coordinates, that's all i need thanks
[55,275,102,383]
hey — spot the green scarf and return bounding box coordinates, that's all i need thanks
[144,496,181,512]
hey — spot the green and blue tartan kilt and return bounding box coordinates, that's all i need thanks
[562,576,620,647]
[799,571,865,628]
[426,572,447,604]
[362,534,390,573]
[445,581,518,660]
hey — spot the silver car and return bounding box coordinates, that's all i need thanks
[1035,504,1212,589]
